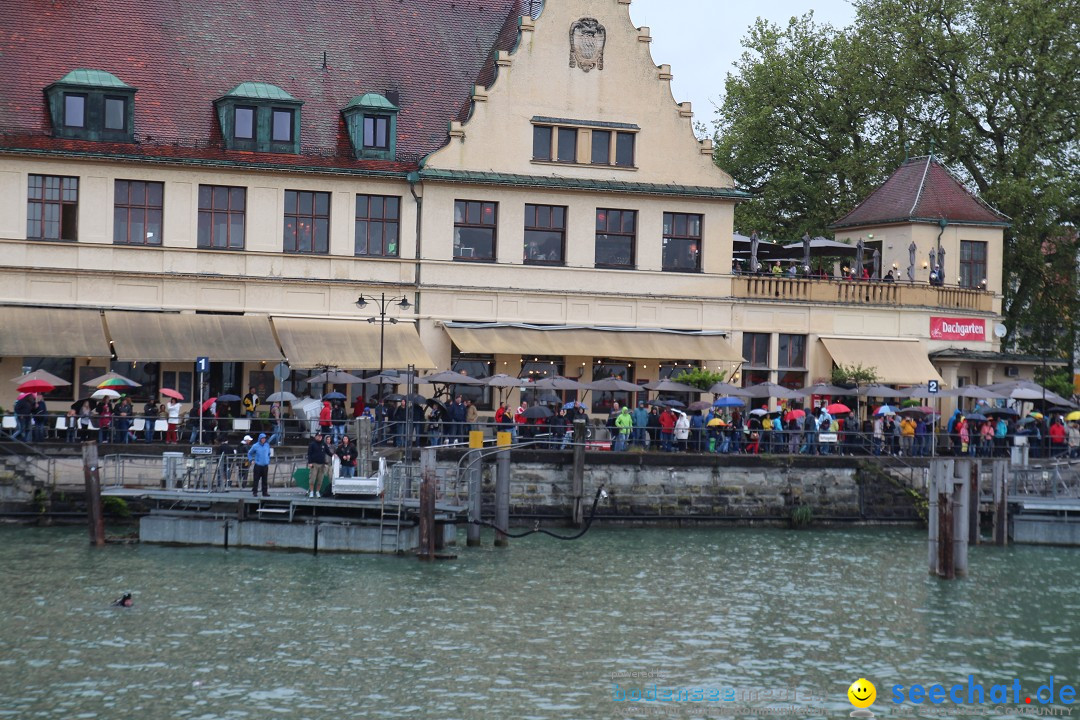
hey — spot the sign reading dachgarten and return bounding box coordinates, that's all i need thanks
[930,317,986,341]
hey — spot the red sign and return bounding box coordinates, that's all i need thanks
[930,317,986,341]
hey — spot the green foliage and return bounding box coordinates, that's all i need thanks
[102,496,131,518]
[830,363,879,386]
[1034,367,1075,401]
[672,368,728,391]
[789,504,814,529]
[714,0,1080,360]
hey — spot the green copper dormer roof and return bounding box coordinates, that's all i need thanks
[221,82,299,102]
[52,69,133,89]
[344,93,398,112]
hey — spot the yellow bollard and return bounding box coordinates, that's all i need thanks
[469,430,484,449]
[497,431,512,447]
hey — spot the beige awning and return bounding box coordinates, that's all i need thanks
[106,311,282,362]
[820,337,944,385]
[444,324,743,363]
[272,317,435,369]
[0,306,110,357]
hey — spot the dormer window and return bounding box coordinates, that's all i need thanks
[215,82,302,154]
[45,69,136,142]
[343,93,399,160]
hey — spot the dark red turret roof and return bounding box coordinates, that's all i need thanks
[829,155,1010,229]
[0,0,525,170]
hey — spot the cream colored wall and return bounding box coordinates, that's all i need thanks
[424,0,728,188]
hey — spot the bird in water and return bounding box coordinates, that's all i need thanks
[112,593,133,608]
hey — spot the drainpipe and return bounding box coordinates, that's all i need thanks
[407,169,423,315]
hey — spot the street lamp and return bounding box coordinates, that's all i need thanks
[355,292,411,381]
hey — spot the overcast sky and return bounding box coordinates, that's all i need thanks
[627,0,857,130]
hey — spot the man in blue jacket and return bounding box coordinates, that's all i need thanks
[631,402,649,448]
[247,433,273,497]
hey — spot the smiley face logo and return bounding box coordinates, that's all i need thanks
[848,678,877,709]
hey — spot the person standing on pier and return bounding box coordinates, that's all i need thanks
[336,435,357,478]
[165,397,180,444]
[306,432,328,498]
[248,433,272,497]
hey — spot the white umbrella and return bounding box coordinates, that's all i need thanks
[91,388,121,399]
[266,391,298,403]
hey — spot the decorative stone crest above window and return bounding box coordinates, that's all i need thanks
[215,82,303,154]
[343,93,399,160]
[45,69,136,142]
[569,18,606,72]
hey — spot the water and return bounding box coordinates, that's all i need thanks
[1,525,1078,719]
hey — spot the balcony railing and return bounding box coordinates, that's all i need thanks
[732,276,993,312]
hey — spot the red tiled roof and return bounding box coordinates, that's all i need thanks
[830,156,1010,229]
[0,0,525,169]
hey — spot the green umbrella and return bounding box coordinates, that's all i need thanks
[292,467,330,495]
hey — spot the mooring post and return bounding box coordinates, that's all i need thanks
[953,459,970,576]
[969,459,980,545]
[992,459,1008,546]
[418,447,436,560]
[466,449,482,547]
[358,417,372,477]
[81,442,105,547]
[494,442,511,548]
[928,460,940,575]
[571,418,586,527]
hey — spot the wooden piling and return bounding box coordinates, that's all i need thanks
[358,417,372,477]
[466,449,482,547]
[571,419,586,527]
[494,447,510,547]
[992,459,1009,546]
[82,442,105,547]
[929,459,970,579]
[969,459,980,545]
[418,448,436,560]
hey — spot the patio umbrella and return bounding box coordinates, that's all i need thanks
[358,372,418,386]
[486,374,529,388]
[859,385,908,398]
[873,404,898,416]
[323,391,347,400]
[83,371,140,388]
[160,388,184,400]
[795,383,852,397]
[854,238,865,277]
[12,369,72,387]
[307,370,365,384]
[707,418,727,427]
[217,394,242,402]
[825,403,851,414]
[523,405,553,419]
[782,235,857,259]
[750,231,760,273]
[422,370,487,386]
[584,377,641,392]
[801,232,811,270]
[783,409,806,422]
[708,382,753,396]
[17,379,55,393]
[91,388,121,399]
[713,397,745,408]
[742,382,799,399]
[688,400,713,411]
[533,375,588,391]
[643,379,700,393]
[265,391,297,403]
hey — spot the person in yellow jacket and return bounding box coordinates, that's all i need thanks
[900,416,916,456]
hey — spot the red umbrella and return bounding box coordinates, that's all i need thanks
[826,403,851,414]
[17,379,54,393]
[160,388,184,401]
[784,409,806,422]
[201,397,217,412]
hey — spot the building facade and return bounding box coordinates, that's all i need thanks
[0,0,1014,415]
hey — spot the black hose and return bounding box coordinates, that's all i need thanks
[474,485,606,540]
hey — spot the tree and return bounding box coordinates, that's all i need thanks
[672,368,728,391]
[714,0,1080,357]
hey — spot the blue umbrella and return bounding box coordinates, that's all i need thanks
[562,401,578,410]
[714,397,745,408]
[874,404,897,416]
[217,394,241,402]
[323,391,347,400]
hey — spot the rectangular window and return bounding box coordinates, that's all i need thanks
[662,212,702,272]
[197,184,246,249]
[64,94,85,128]
[114,180,164,245]
[532,125,553,161]
[453,200,497,261]
[591,130,611,165]
[354,194,400,257]
[27,175,79,241]
[234,107,255,139]
[595,208,636,268]
[591,361,634,414]
[363,115,389,149]
[524,204,566,265]
[22,357,75,401]
[104,96,126,131]
[960,240,988,289]
[557,127,578,163]
[272,109,293,142]
[778,334,806,369]
[450,352,494,410]
[520,356,566,406]
[283,190,330,254]
[615,132,635,166]
[742,333,770,368]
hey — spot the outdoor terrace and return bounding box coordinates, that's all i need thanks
[732,276,994,312]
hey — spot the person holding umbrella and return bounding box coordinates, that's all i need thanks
[165,397,181,444]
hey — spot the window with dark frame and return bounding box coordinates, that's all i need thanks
[104,96,126,131]
[27,175,79,241]
[363,115,390,149]
[234,106,255,139]
[590,361,635,414]
[532,125,553,161]
[741,333,771,387]
[615,131,635,166]
[591,130,611,165]
[197,185,246,249]
[662,212,703,272]
[524,204,566,265]
[355,194,401,257]
[453,200,497,261]
[114,180,164,245]
[595,208,636,268]
[64,94,86,127]
[22,357,75,401]
[557,127,577,163]
[777,333,807,390]
[450,352,494,410]
[283,190,330,254]
[271,109,293,142]
[960,240,988,289]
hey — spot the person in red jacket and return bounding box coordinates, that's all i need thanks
[658,408,676,452]
[1049,418,1067,457]
[319,400,332,439]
